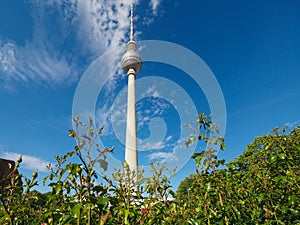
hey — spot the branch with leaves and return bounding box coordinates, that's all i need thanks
[185,113,226,173]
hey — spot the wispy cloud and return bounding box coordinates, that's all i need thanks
[147,137,188,162]
[96,103,116,135]
[100,85,172,135]
[149,151,178,161]
[139,140,166,151]
[0,0,163,90]
[2,151,50,172]
[285,120,300,129]
[142,85,161,98]
[150,0,161,15]
[0,39,75,88]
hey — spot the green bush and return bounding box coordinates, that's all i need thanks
[1,115,299,224]
[178,126,300,224]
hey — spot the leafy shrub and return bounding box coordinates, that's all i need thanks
[1,115,299,224]
[178,126,300,224]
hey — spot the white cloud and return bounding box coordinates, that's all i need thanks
[149,151,178,161]
[139,141,165,151]
[0,0,163,89]
[150,0,161,15]
[96,103,115,135]
[106,86,172,133]
[138,133,174,152]
[285,120,300,129]
[0,40,75,86]
[110,92,127,124]
[136,97,170,125]
[148,137,187,162]
[166,135,172,141]
[142,85,161,98]
[2,151,50,172]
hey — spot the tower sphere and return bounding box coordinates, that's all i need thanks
[121,41,142,73]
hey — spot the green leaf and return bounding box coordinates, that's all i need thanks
[98,159,108,171]
[211,138,218,144]
[66,151,76,158]
[198,134,205,140]
[124,209,129,224]
[60,215,71,224]
[270,155,277,163]
[288,195,297,205]
[185,135,196,148]
[98,126,104,134]
[220,142,226,150]
[277,153,286,160]
[205,182,211,192]
[17,155,22,163]
[289,208,300,216]
[71,204,81,218]
[233,206,241,217]
[227,163,235,170]
[97,197,109,205]
[68,129,76,137]
[0,215,9,223]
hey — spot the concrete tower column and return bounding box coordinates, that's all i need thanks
[125,68,138,172]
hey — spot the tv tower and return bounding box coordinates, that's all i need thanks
[121,3,142,188]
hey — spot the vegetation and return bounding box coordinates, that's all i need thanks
[0,114,299,224]
[178,124,300,224]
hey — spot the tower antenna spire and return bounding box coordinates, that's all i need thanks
[130,2,134,42]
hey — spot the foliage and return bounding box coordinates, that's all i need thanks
[185,113,226,173]
[0,157,40,224]
[102,161,177,224]
[41,116,114,225]
[1,115,300,224]
[227,126,300,224]
[178,125,300,224]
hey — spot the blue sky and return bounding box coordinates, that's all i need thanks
[1,0,300,192]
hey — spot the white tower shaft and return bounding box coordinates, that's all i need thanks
[125,68,138,175]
